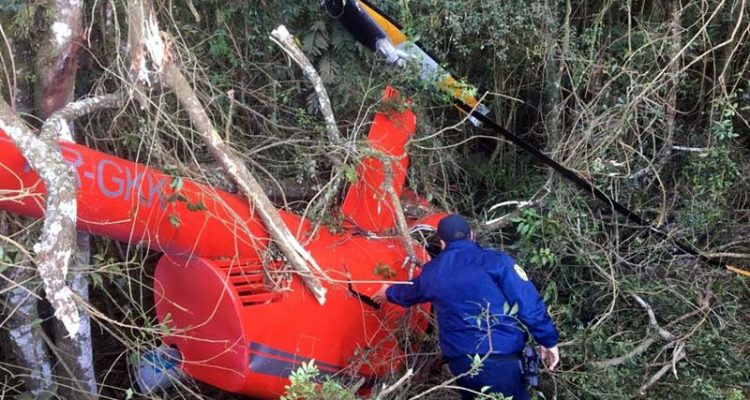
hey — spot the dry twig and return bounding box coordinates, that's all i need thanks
[375,368,414,400]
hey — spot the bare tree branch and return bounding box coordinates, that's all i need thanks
[270,25,341,145]
[41,93,126,142]
[382,158,420,268]
[270,25,347,224]
[631,294,675,341]
[590,294,675,368]
[637,343,687,396]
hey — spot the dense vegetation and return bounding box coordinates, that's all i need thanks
[1,0,748,399]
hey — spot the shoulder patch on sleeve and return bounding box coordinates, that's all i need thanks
[514,264,529,281]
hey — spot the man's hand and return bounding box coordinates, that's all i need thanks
[540,345,560,371]
[372,284,390,306]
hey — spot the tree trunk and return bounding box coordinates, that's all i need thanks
[1,218,55,398]
[53,232,96,400]
[41,93,125,399]
[542,0,566,147]
[6,267,55,399]
[35,0,84,120]
[34,1,99,397]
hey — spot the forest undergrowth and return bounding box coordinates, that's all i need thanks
[0,0,749,399]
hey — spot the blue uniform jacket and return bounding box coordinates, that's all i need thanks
[386,239,559,358]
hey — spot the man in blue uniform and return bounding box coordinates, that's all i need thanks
[374,214,560,400]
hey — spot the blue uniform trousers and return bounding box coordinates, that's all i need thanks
[447,354,530,400]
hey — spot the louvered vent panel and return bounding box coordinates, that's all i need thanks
[216,259,282,307]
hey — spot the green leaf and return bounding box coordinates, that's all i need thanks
[503,302,510,314]
[90,272,103,289]
[193,200,207,211]
[169,214,181,228]
[509,303,518,316]
[344,166,358,183]
[170,177,184,191]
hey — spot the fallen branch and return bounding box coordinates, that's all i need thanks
[672,145,710,152]
[483,188,549,232]
[41,93,126,142]
[270,25,346,225]
[126,0,328,304]
[270,25,341,145]
[382,159,420,269]
[41,93,124,400]
[637,343,687,396]
[703,251,750,259]
[358,146,420,270]
[589,337,659,369]
[160,63,329,303]
[590,294,678,368]
[632,294,675,341]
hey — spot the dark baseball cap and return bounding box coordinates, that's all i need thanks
[437,214,471,242]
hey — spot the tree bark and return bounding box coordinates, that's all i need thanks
[1,219,55,398]
[382,158,419,270]
[52,232,96,400]
[5,267,55,398]
[40,94,125,400]
[161,63,329,304]
[35,0,84,120]
[35,2,119,395]
[0,100,80,337]
[270,25,342,145]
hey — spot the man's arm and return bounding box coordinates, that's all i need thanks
[372,275,428,307]
[491,255,560,369]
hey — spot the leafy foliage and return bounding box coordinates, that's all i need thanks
[280,360,356,400]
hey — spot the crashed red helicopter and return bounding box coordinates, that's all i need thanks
[6,0,731,396]
[0,87,450,397]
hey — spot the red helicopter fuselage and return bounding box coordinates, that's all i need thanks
[0,88,442,398]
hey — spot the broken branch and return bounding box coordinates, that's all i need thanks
[125,0,328,304]
[161,59,329,304]
[270,25,342,145]
[590,294,684,369]
[637,343,687,396]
